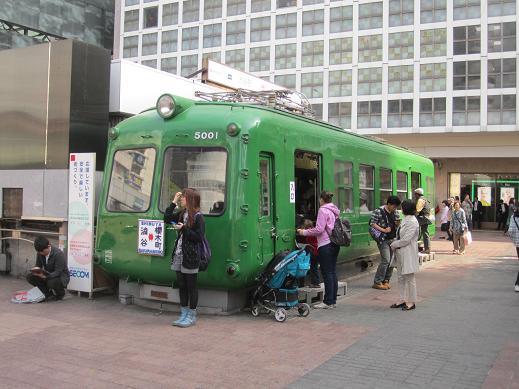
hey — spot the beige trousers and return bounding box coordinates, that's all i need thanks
[453,232,465,252]
[397,268,417,303]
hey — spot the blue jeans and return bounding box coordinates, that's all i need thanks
[318,242,340,305]
[374,241,394,284]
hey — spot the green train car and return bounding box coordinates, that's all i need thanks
[94,91,434,293]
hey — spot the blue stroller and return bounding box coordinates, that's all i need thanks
[250,247,312,322]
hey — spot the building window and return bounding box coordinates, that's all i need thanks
[183,27,200,51]
[334,160,353,212]
[453,60,481,90]
[388,65,413,94]
[330,6,353,33]
[329,70,352,97]
[302,41,324,67]
[313,104,323,119]
[488,95,516,124]
[202,52,220,63]
[302,10,324,36]
[144,6,158,28]
[225,49,245,71]
[182,0,199,23]
[453,25,481,55]
[420,97,446,126]
[388,31,414,60]
[453,0,480,20]
[358,68,382,95]
[301,72,323,98]
[181,54,198,77]
[420,0,447,22]
[357,101,382,128]
[329,37,353,65]
[329,102,352,129]
[250,16,271,42]
[276,13,297,39]
[162,3,179,26]
[249,46,270,72]
[388,99,413,127]
[488,0,516,16]
[488,58,516,88]
[389,0,414,26]
[304,0,324,4]
[277,0,297,8]
[124,10,139,32]
[453,96,480,125]
[123,36,138,58]
[204,0,222,20]
[252,0,271,12]
[141,59,157,69]
[161,57,177,74]
[397,171,408,203]
[420,63,447,91]
[488,22,516,52]
[275,74,296,89]
[125,0,139,5]
[358,34,383,62]
[226,20,245,45]
[359,2,383,30]
[142,33,157,55]
[161,30,177,53]
[275,43,297,70]
[421,28,447,57]
[359,165,375,212]
[227,0,246,16]
[379,168,393,206]
[203,23,221,48]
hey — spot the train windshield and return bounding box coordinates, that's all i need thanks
[159,147,227,215]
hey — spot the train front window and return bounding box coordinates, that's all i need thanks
[160,147,227,215]
[107,148,156,212]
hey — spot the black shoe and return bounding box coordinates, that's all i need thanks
[390,302,405,308]
[402,304,416,311]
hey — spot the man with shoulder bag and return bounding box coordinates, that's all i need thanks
[414,188,432,254]
[369,196,401,290]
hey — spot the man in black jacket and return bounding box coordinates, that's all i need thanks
[472,196,483,229]
[27,236,70,301]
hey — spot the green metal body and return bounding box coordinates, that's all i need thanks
[95,97,435,290]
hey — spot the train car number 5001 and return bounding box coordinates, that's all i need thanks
[194,131,218,140]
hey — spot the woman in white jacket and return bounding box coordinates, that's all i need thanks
[390,199,420,311]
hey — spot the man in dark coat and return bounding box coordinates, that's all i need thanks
[27,236,69,300]
[472,196,483,229]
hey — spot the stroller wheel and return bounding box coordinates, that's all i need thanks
[297,303,311,317]
[251,305,260,317]
[274,308,287,323]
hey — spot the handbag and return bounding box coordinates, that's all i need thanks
[369,226,385,243]
[463,230,472,246]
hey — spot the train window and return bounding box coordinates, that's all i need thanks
[334,160,353,213]
[259,159,271,217]
[107,148,156,212]
[379,168,393,205]
[411,171,421,193]
[159,147,227,215]
[359,165,374,213]
[397,170,408,202]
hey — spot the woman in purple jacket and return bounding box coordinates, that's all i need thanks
[297,191,340,309]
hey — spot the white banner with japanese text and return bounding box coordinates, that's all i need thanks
[67,153,96,292]
[137,219,165,256]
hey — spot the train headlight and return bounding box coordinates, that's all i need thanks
[156,94,176,119]
[226,122,241,136]
[108,127,119,140]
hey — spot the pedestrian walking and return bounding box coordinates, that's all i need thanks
[164,188,206,327]
[390,199,420,311]
[414,188,432,253]
[369,195,401,290]
[506,208,519,292]
[497,199,509,231]
[472,196,483,229]
[462,194,474,231]
[297,191,340,309]
[450,201,468,255]
[439,200,450,239]
[505,198,517,233]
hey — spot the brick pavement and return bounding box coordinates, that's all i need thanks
[0,230,517,389]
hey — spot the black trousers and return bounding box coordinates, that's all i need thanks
[176,272,198,309]
[26,274,65,297]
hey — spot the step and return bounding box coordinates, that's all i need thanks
[298,281,347,304]
[418,252,436,265]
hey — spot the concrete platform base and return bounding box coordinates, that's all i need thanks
[299,281,347,304]
[419,252,436,265]
[118,280,247,315]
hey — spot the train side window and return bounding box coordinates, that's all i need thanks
[107,148,156,212]
[411,171,421,193]
[379,168,393,206]
[397,170,408,203]
[334,160,353,213]
[259,159,271,217]
[359,164,374,213]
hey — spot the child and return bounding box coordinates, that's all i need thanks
[299,219,320,288]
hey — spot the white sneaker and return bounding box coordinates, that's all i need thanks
[515,285,519,292]
[313,302,335,309]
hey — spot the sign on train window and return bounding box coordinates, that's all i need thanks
[159,147,227,215]
[379,168,393,206]
[397,171,408,203]
[334,160,353,213]
[359,165,374,213]
[107,148,156,212]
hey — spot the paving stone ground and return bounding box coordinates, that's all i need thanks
[0,230,517,389]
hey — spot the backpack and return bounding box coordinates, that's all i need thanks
[328,217,352,247]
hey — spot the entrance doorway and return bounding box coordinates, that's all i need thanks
[294,151,321,227]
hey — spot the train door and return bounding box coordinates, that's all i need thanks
[258,154,276,263]
[294,151,321,225]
